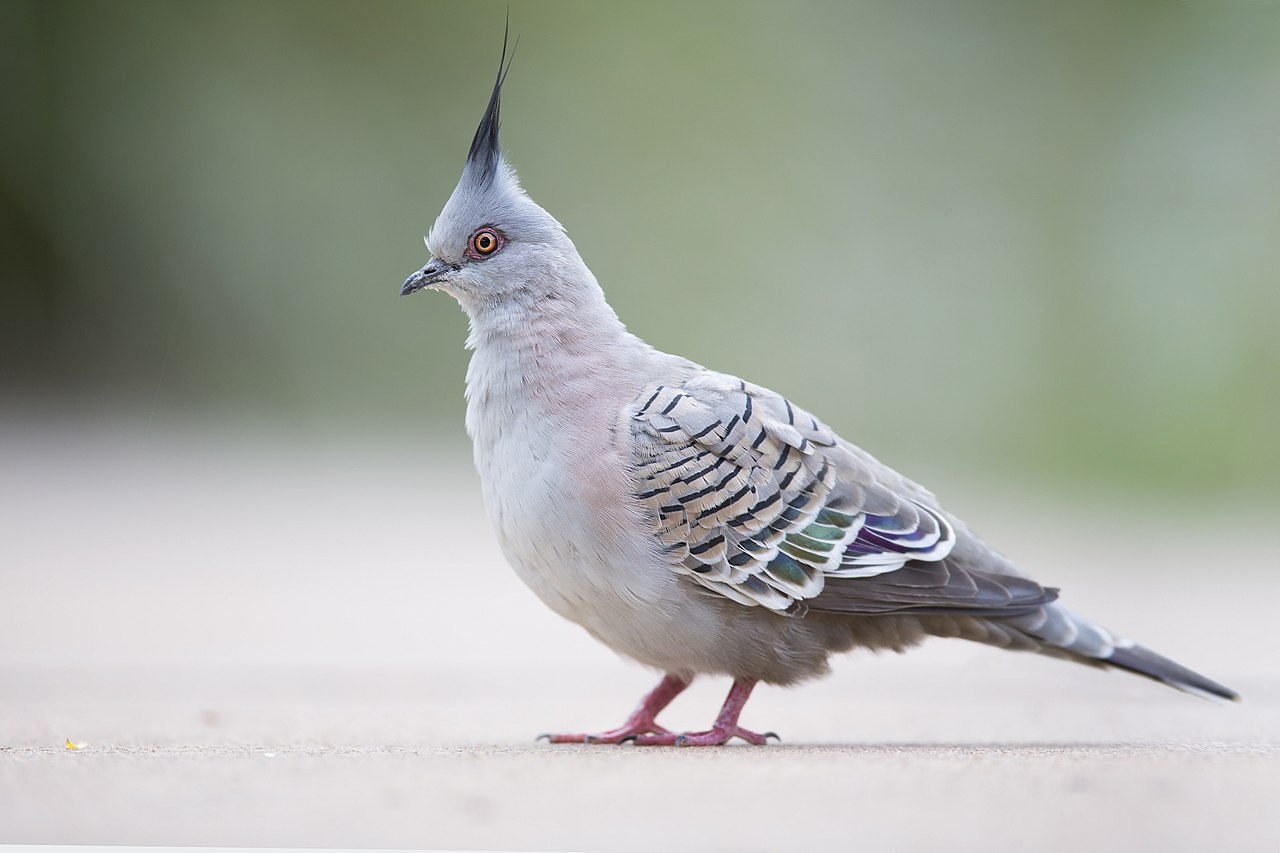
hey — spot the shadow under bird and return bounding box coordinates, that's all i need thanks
[400,35,1238,746]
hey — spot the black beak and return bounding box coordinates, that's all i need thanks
[401,258,454,296]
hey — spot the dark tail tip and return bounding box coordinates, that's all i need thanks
[1107,644,1240,702]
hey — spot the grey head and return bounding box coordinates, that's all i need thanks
[400,30,587,316]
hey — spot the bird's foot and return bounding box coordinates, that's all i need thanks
[631,725,780,747]
[536,720,674,745]
[533,675,776,747]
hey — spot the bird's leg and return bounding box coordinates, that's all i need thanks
[632,677,777,746]
[538,673,690,744]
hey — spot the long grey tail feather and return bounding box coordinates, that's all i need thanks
[1104,643,1239,702]
[992,603,1239,701]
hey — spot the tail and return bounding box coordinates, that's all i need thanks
[993,603,1240,701]
[1103,642,1239,701]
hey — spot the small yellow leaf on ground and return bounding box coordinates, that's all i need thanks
[64,739,86,750]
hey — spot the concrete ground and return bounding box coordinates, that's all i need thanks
[2,423,1277,851]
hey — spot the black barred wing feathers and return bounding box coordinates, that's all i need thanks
[627,374,992,613]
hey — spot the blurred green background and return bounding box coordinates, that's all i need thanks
[3,0,1278,500]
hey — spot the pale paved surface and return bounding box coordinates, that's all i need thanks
[1,424,1277,851]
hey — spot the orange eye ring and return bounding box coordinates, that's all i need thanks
[469,227,502,257]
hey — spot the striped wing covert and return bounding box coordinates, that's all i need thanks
[627,373,956,612]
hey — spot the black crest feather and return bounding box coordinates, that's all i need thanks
[466,16,517,184]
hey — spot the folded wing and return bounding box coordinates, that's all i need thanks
[628,373,1052,615]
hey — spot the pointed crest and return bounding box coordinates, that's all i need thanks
[466,16,517,184]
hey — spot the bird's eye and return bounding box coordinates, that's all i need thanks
[468,227,503,258]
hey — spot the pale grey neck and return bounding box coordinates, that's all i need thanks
[462,284,652,439]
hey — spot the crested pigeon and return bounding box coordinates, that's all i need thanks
[400,34,1237,746]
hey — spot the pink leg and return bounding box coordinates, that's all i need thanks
[633,677,778,746]
[538,673,690,744]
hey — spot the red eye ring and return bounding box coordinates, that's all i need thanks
[468,227,503,258]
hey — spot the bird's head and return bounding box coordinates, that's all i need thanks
[401,30,579,314]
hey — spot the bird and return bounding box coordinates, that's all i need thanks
[399,33,1238,746]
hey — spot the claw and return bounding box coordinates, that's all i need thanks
[535,733,551,743]
[536,673,692,746]
[533,675,781,748]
